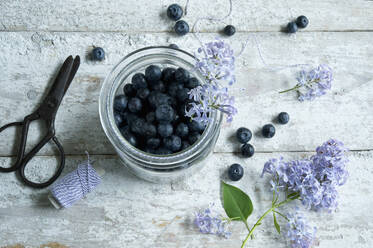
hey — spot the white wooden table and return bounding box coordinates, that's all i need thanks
[0,1,372,247]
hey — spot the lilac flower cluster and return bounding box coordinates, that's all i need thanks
[284,211,317,248]
[186,39,237,124]
[296,64,333,101]
[262,139,349,211]
[194,207,232,238]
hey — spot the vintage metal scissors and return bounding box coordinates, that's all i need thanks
[0,56,80,188]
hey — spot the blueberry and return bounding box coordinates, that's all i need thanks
[150,81,166,92]
[185,77,200,89]
[123,84,137,97]
[163,135,182,152]
[228,164,244,181]
[146,138,161,149]
[188,120,205,133]
[174,67,189,83]
[223,25,236,36]
[169,44,179,49]
[188,132,201,144]
[181,140,190,150]
[130,117,145,135]
[148,92,173,109]
[158,123,173,137]
[278,112,290,124]
[120,126,137,147]
[91,47,105,61]
[131,73,147,89]
[114,95,128,112]
[262,124,276,138]
[175,123,189,138]
[146,112,156,123]
[143,123,157,138]
[241,143,255,158]
[114,112,124,127]
[287,22,298,33]
[174,20,189,36]
[128,97,142,113]
[136,88,150,100]
[162,67,176,83]
[167,82,183,97]
[167,4,183,21]
[155,104,175,123]
[296,15,309,28]
[236,127,252,144]
[155,147,172,155]
[176,88,189,102]
[145,65,162,83]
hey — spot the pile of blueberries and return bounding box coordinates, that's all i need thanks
[228,112,290,181]
[287,15,309,33]
[113,65,205,155]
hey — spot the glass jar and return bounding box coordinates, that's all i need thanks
[99,46,222,183]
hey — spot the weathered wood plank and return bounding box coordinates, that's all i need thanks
[1,0,373,32]
[0,32,372,155]
[0,151,371,247]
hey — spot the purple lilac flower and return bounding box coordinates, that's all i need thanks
[261,139,348,211]
[297,65,333,101]
[285,211,317,248]
[194,207,232,238]
[187,39,237,124]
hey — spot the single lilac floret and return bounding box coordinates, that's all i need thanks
[285,211,317,248]
[194,207,232,238]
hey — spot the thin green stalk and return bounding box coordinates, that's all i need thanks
[279,85,301,94]
[241,208,273,248]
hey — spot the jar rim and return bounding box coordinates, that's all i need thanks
[99,46,223,169]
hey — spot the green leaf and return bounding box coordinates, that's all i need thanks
[273,212,281,234]
[222,181,254,221]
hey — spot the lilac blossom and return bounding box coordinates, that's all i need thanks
[194,207,232,238]
[261,139,348,211]
[284,211,317,248]
[186,39,237,124]
[280,65,333,101]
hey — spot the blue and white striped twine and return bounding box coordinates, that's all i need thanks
[50,157,101,208]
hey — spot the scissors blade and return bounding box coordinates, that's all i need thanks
[63,55,80,96]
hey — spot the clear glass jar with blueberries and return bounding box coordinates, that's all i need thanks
[99,46,223,182]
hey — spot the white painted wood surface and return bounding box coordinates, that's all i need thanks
[0,0,372,247]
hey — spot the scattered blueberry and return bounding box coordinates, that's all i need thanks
[158,123,173,138]
[114,95,128,112]
[174,20,189,36]
[136,88,150,100]
[147,138,161,149]
[278,112,290,124]
[145,65,162,82]
[296,15,309,28]
[188,132,201,144]
[162,67,176,83]
[163,135,182,152]
[236,127,252,144]
[132,73,148,89]
[169,44,179,49]
[167,4,183,21]
[91,47,105,61]
[262,124,276,138]
[175,123,189,138]
[287,22,298,33]
[241,143,255,158]
[174,67,190,83]
[128,97,142,113]
[123,84,137,97]
[155,104,175,122]
[228,163,244,181]
[185,78,200,89]
[224,25,236,36]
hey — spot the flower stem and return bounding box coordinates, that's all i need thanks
[241,208,273,248]
[279,85,301,94]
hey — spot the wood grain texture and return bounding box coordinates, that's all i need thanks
[0,32,372,155]
[0,151,372,247]
[1,0,373,32]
